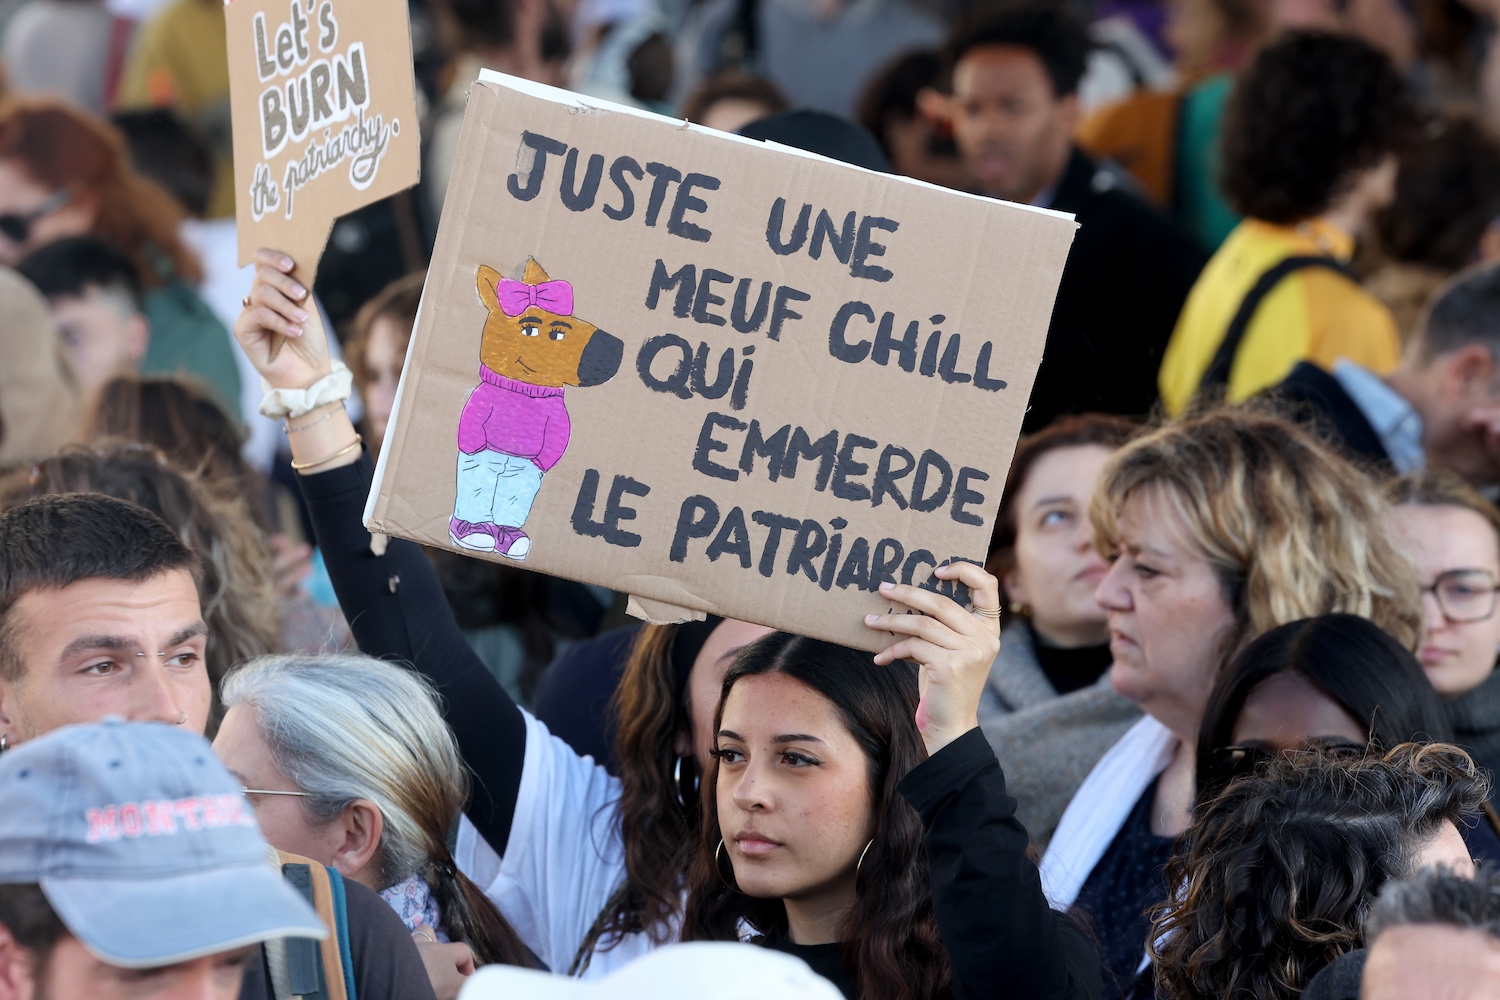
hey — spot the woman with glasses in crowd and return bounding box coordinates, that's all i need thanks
[1195,613,1500,862]
[1388,471,1500,781]
[214,653,535,999]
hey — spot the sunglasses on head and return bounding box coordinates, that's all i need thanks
[0,188,70,245]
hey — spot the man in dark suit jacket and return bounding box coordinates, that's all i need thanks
[1267,263,1500,489]
[938,4,1206,433]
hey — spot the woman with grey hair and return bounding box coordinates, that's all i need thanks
[214,653,533,986]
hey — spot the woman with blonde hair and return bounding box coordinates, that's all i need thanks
[215,653,536,997]
[1040,407,1422,998]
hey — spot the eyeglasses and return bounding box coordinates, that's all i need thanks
[0,188,71,245]
[1208,738,1368,787]
[1421,569,1500,624]
[241,787,312,798]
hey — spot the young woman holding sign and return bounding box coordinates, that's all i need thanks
[681,625,1100,999]
[234,249,1100,998]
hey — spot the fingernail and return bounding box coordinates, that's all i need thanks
[293,308,309,322]
[865,614,879,623]
[280,256,294,270]
[288,325,303,337]
[292,284,307,299]
[879,581,894,592]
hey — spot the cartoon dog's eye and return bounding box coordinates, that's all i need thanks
[549,329,565,341]
[522,324,540,337]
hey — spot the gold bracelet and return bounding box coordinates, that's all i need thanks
[290,434,363,471]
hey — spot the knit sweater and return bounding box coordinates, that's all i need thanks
[1447,668,1500,782]
[457,366,570,470]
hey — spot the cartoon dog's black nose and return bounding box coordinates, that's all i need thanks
[577,330,624,386]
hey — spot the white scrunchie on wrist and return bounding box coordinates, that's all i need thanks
[259,361,353,419]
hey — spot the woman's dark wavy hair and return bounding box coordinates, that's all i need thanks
[1196,614,1453,801]
[1220,31,1413,223]
[680,633,952,1000]
[568,623,699,972]
[1151,742,1488,1000]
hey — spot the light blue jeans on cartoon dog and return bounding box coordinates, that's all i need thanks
[454,450,544,527]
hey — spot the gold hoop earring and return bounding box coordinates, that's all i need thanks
[715,838,741,893]
[856,839,873,876]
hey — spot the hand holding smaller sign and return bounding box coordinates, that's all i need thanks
[866,561,1001,756]
[235,250,333,388]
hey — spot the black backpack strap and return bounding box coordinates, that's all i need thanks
[1198,255,1355,390]
[280,863,329,999]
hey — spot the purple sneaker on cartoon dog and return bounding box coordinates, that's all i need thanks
[449,517,531,559]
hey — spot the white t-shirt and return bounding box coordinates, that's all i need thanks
[453,711,674,977]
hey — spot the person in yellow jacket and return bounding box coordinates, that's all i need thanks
[1158,32,1414,416]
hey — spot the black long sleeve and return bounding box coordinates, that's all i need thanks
[298,453,526,852]
[899,728,1103,1000]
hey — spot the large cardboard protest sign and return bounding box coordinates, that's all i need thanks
[223,0,420,278]
[367,73,1076,650]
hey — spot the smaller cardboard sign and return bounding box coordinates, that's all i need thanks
[368,73,1077,651]
[224,0,420,293]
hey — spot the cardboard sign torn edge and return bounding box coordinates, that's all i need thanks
[626,595,707,625]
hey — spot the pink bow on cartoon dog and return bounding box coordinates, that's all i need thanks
[498,277,574,317]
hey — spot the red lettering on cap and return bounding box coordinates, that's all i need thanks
[85,806,120,843]
[143,800,177,835]
[174,797,204,830]
[119,802,143,837]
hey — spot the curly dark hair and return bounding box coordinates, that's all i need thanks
[1151,742,1489,1000]
[941,3,1092,98]
[1377,115,1500,271]
[1220,32,1413,223]
[681,633,952,1000]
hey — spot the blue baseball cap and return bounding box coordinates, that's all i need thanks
[0,719,326,968]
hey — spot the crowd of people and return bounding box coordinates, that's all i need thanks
[1,0,1500,996]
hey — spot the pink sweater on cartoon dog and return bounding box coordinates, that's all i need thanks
[456,366,570,471]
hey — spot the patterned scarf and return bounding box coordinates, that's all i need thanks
[379,874,450,942]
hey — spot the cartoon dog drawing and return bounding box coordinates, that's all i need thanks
[450,258,623,559]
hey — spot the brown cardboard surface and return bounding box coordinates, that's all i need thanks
[369,74,1077,651]
[224,0,420,277]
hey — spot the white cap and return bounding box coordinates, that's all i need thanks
[458,943,845,1000]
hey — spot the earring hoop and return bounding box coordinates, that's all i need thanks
[673,755,699,810]
[0,734,9,752]
[176,711,188,726]
[856,839,873,876]
[714,838,742,893]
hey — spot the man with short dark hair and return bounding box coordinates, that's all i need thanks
[937,3,1207,432]
[1159,31,1414,414]
[1271,263,1500,488]
[0,492,209,744]
[17,237,150,402]
[0,493,438,1000]
[0,719,327,1000]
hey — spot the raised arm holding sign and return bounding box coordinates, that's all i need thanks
[366,73,1078,651]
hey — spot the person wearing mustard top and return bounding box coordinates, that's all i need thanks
[1158,32,1415,416]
